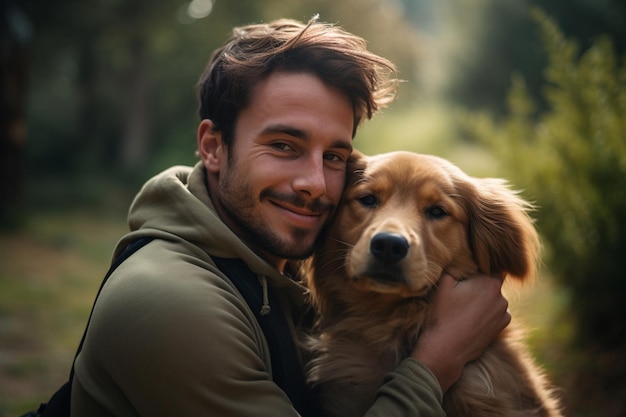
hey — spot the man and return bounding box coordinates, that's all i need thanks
[71,18,510,416]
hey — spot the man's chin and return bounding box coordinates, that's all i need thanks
[274,240,315,260]
[251,228,316,261]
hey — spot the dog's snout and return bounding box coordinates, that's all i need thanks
[370,233,409,263]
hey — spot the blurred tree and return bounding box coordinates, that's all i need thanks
[23,0,202,176]
[422,0,626,116]
[445,0,546,113]
[20,0,422,199]
[0,0,31,229]
[462,11,626,417]
[536,0,626,54]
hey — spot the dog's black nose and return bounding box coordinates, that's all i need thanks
[370,232,409,263]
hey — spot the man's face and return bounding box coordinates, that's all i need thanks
[204,71,354,267]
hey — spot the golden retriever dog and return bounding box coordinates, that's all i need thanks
[303,151,562,417]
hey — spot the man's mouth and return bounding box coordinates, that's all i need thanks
[273,201,323,217]
[271,200,326,227]
[260,189,334,228]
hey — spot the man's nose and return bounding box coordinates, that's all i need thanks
[292,156,327,199]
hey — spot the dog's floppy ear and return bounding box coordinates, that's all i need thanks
[457,177,540,282]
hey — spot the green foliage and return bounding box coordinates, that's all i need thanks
[462,10,626,416]
[433,0,626,115]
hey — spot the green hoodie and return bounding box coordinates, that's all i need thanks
[71,162,445,417]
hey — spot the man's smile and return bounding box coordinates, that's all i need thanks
[269,199,327,227]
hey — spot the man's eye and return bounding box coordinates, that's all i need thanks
[425,205,448,219]
[271,142,293,152]
[324,153,343,162]
[357,194,379,208]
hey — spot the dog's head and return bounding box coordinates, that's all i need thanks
[306,151,540,315]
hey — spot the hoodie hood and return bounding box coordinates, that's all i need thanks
[126,162,235,258]
[118,162,307,304]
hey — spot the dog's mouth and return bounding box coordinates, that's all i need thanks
[343,229,436,297]
[352,271,433,298]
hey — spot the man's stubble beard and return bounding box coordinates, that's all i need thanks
[218,165,322,261]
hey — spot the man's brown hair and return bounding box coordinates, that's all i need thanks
[197,17,398,145]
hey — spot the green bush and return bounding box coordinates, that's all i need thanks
[462,10,626,417]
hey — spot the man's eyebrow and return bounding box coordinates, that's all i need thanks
[261,124,309,141]
[261,124,353,151]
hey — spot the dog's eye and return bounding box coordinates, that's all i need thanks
[357,194,379,208]
[425,205,448,219]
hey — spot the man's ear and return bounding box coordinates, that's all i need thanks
[197,119,223,173]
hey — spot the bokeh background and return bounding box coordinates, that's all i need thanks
[1,0,625,416]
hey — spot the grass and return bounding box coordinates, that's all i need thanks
[0,210,127,417]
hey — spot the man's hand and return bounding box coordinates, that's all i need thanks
[411,273,511,393]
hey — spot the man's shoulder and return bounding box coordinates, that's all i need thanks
[101,240,251,317]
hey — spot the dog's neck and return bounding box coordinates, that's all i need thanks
[321,291,429,350]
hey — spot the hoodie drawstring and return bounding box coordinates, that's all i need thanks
[260,276,271,316]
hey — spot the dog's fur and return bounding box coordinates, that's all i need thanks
[302,151,562,417]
